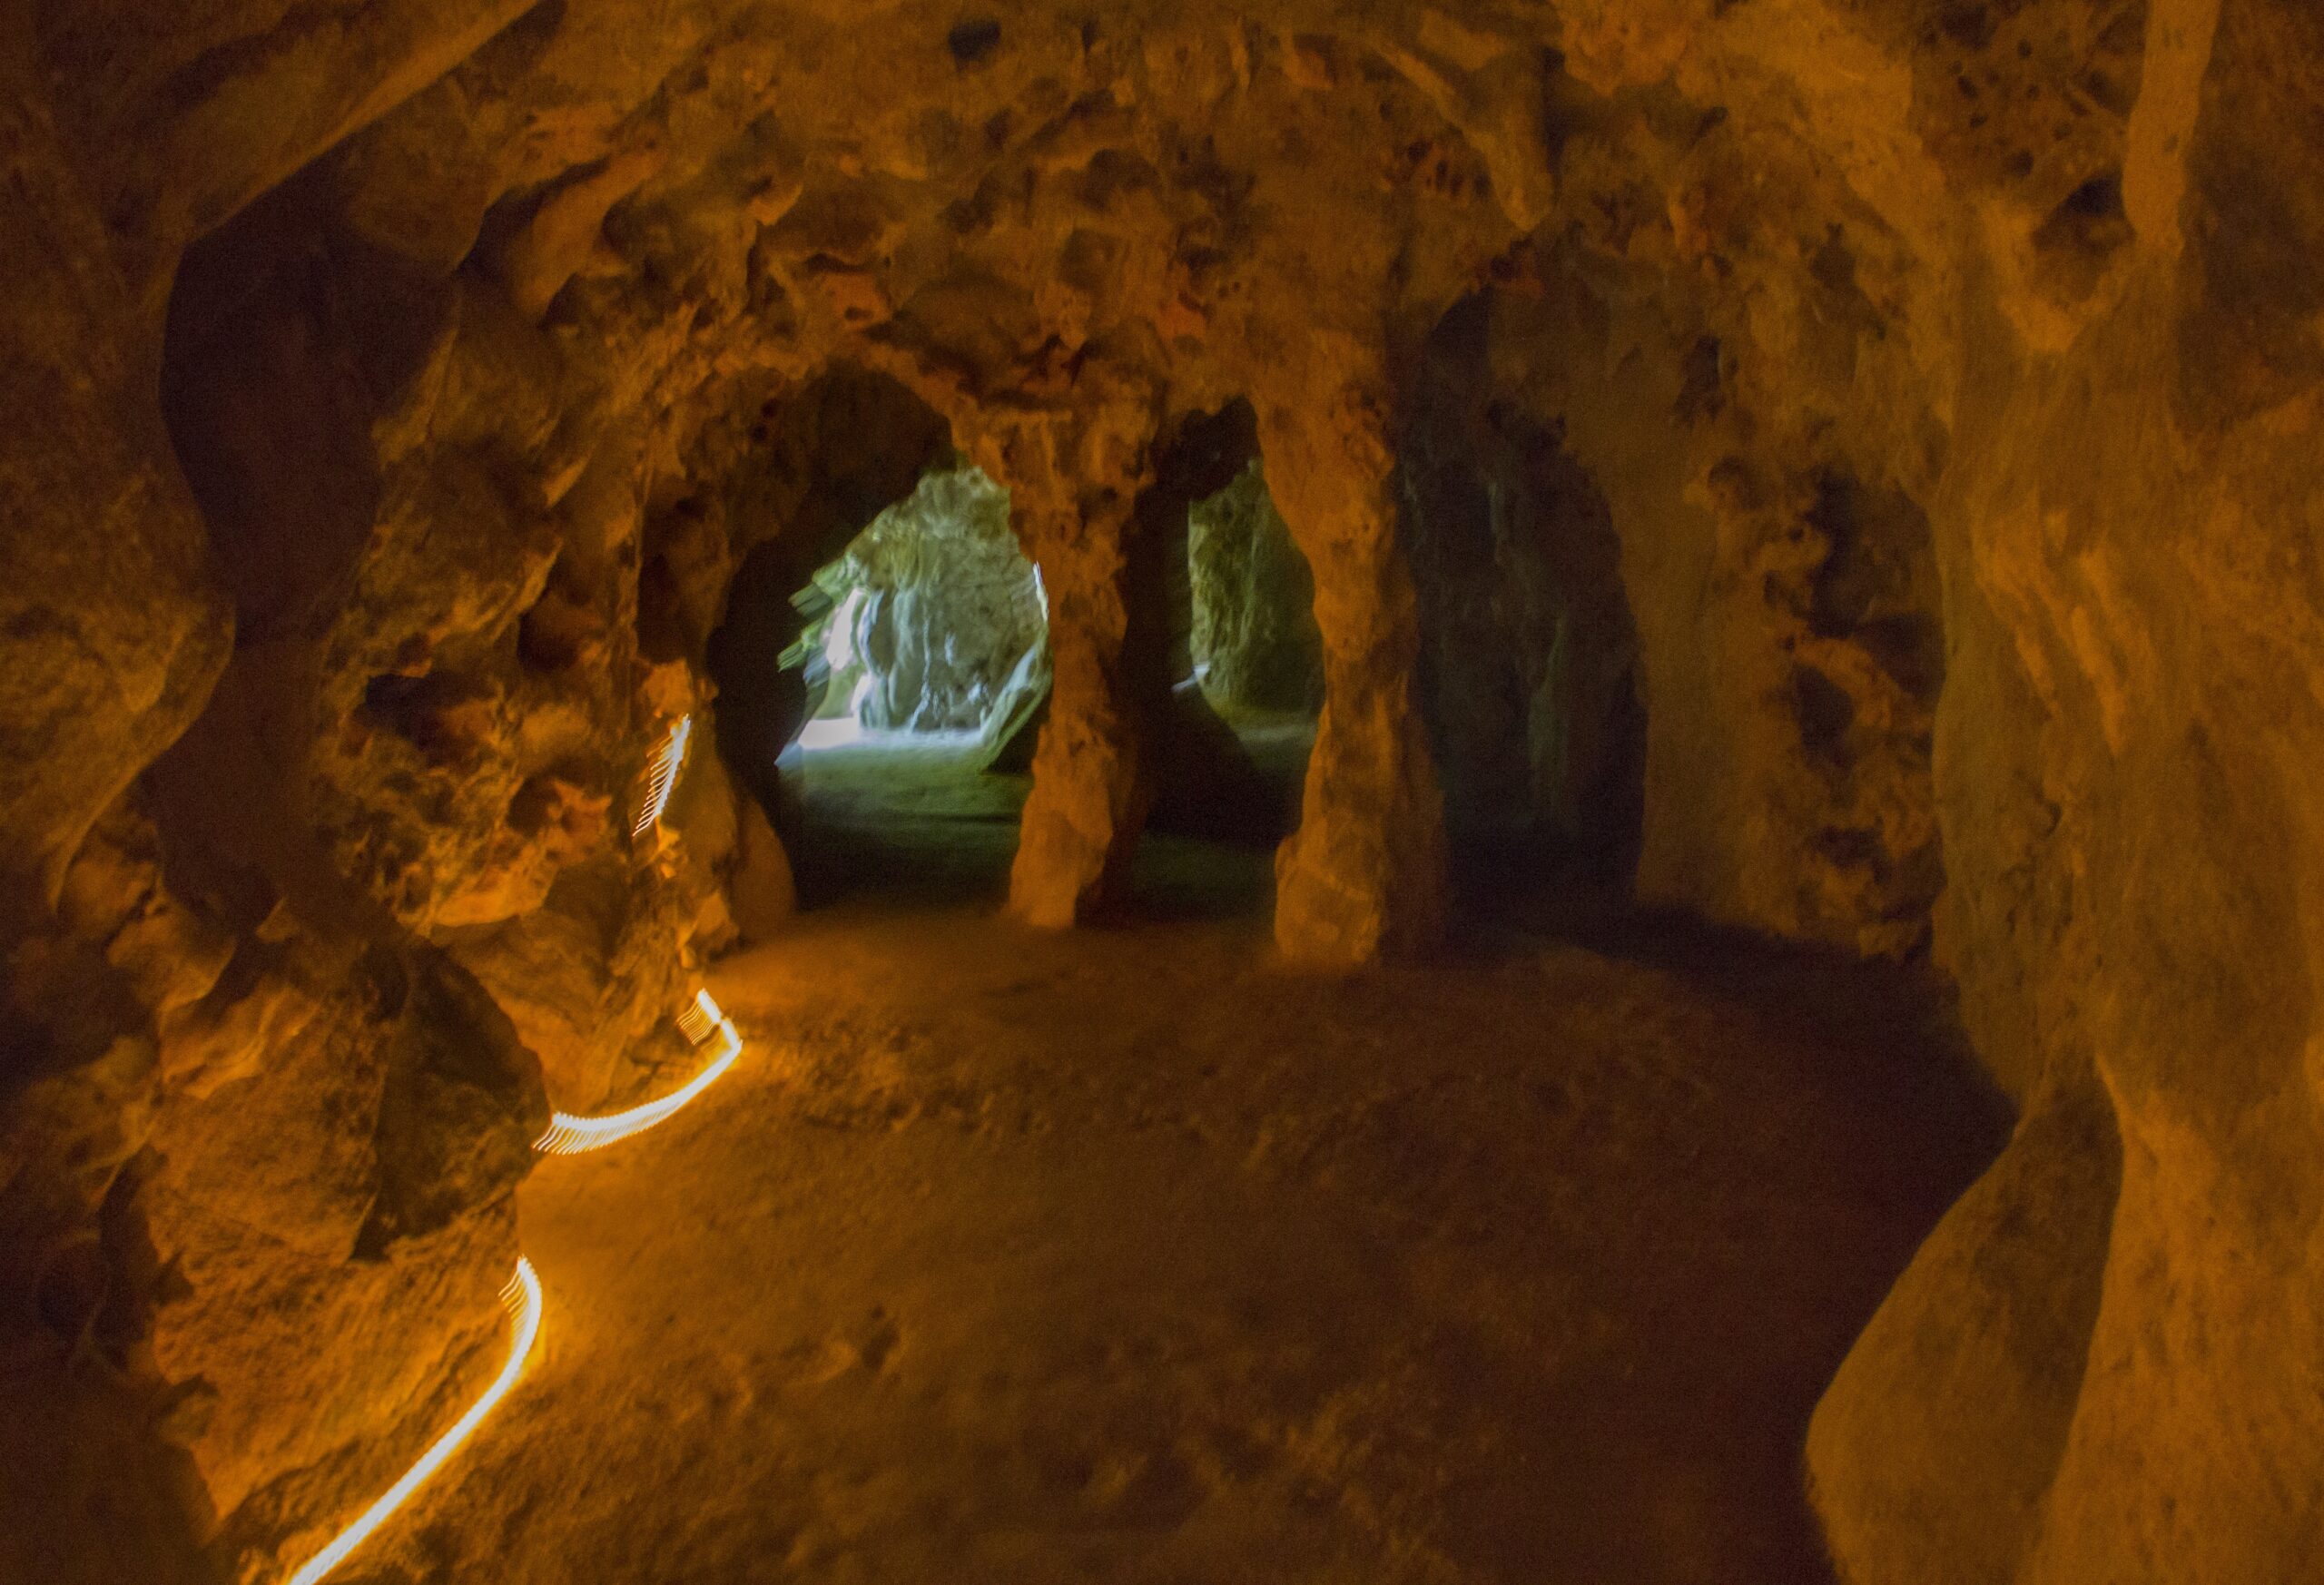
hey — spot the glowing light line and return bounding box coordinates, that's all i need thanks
[675,987,723,1047]
[631,714,693,838]
[286,989,740,1579]
[534,990,743,1156]
[284,1259,544,1585]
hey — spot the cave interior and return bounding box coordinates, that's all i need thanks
[4,1,2323,1582]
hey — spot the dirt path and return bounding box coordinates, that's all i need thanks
[348,740,2003,1584]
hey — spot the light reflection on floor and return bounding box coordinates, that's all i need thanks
[799,719,983,752]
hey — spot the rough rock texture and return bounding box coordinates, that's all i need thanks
[1259,388,1452,965]
[1811,7,2324,1575]
[976,636,1052,774]
[0,49,231,927]
[1,0,2321,1580]
[138,940,543,1551]
[998,377,1166,929]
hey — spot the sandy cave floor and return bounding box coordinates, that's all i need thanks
[345,734,2005,1585]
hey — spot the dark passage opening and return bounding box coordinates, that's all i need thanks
[1403,293,1649,913]
[1122,400,1323,917]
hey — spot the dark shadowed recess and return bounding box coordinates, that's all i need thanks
[1404,293,1649,915]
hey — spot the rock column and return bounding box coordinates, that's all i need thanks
[1256,386,1448,966]
[998,397,1158,928]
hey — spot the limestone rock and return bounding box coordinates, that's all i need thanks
[729,795,799,944]
[1808,1071,2120,1585]
[136,939,542,1536]
[1259,384,1450,968]
[1002,378,1167,929]
[0,64,229,923]
[977,637,1053,774]
[443,903,612,1101]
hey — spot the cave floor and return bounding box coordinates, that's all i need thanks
[357,736,2004,1585]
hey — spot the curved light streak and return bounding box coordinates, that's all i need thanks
[675,986,723,1047]
[631,714,693,838]
[286,992,739,1577]
[285,1258,544,1585]
[534,990,743,1157]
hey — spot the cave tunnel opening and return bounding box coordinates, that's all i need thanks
[1118,399,1323,918]
[1182,433,1324,808]
[781,458,1050,907]
[689,369,1037,911]
[1404,293,1649,920]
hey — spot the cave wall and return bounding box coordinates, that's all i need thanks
[1815,6,2324,1575]
[1,1,2320,1580]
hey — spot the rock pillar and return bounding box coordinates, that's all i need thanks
[997,396,1158,929]
[1007,490,1143,925]
[1256,388,1448,966]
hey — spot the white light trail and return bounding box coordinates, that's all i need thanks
[534,990,743,1157]
[284,1258,544,1585]
[631,714,694,838]
[675,987,723,1046]
[284,989,742,1580]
